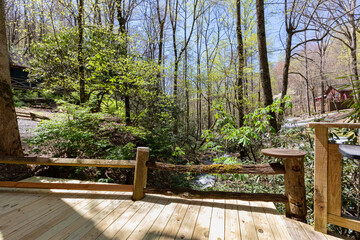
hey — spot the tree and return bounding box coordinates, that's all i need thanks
[255,0,277,131]
[0,0,23,156]
[322,0,360,100]
[78,0,86,104]
[236,0,244,127]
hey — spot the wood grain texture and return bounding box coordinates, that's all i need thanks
[144,188,288,202]
[0,156,136,168]
[262,148,306,158]
[308,122,360,129]
[328,144,342,216]
[0,189,345,240]
[328,214,360,232]
[191,199,213,240]
[208,199,225,240]
[0,181,133,192]
[283,156,307,222]
[146,161,285,175]
[237,200,257,240]
[314,125,329,233]
[132,147,149,201]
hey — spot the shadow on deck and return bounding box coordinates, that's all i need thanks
[0,185,345,240]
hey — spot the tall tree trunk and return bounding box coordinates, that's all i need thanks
[77,0,86,104]
[236,0,244,127]
[156,0,168,88]
[115,0,131,125]
[196,19,202,139]
[0,0,23,156]
[184,3,189,135]
[320,57,325,114]
[304,32,311,116]
[256,0,278,132]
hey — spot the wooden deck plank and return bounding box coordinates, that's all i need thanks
[158,199,189,240]
[111,197,159,239]
[8,195,109,240]
[64,194,128,239]
[283,217,311,240]
[237,200,258,240]
[175,200,201,240]
[143,197,180,240]
[96,196,147,239]
[80,196,134,240]
[0,193,81,238]
[297,220,328,240]
[192,199,213,240]
[0,186,349,240]
[49,197,118,240]
[35,196,112,240]
[225,199,241,240]
[127,197,169,240]
[260,201,292,240]
[0,192,47,216]
[250,201,276,240]
[209,199,225,240]
[16,193,113,240]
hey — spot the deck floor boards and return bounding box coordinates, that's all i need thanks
[0,188,346,240]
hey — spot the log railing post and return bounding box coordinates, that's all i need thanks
[261,149,307,222]
[132,147,149,201]
[283,156,306,222]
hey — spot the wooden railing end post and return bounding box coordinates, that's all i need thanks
[132,147,149,201]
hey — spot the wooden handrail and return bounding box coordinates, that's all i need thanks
[308,122,360,128]
[309,122,360,233]
[0,156,136,168]
[146,161,285,175]
[0,181,133,192]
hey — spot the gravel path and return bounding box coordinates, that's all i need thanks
[18,118,39,139]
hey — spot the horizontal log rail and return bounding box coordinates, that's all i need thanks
[0,181,133,192]
[146,162,285,175]
[0,156,136,168]
[144,187,288,202]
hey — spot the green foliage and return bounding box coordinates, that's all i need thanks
[27,103,139,159]
[202,96,292,157]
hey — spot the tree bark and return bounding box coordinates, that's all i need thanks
[77,0,86,104]
[0,0,23,156]
[256,0,278,132]
[236,0,244,127]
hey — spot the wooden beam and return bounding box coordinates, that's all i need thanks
[0,156,136,168]
[328,214,360,232]
[146,162,285,175]
[314,126,329,233]
[283,156,306,222]
[144,188,288,202]
[132,147,149,201]
[308,122,360,129]
[328,144,342,216]
[0,181,133,192]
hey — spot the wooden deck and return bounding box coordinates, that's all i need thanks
[0,181,345,240]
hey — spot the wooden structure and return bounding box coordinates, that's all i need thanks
[262,148,307,222]
[0,142,355,238]
[0,180,343,240]
[9,64,31,90]
[309,122,360,233]
[315,85,353,112]
[0,146,307,221]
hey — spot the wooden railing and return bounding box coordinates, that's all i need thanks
[0,146,307,222]
[309,122,360,233]
[0,147,148,194]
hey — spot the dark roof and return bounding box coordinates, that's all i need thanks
[325,84,353,95]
